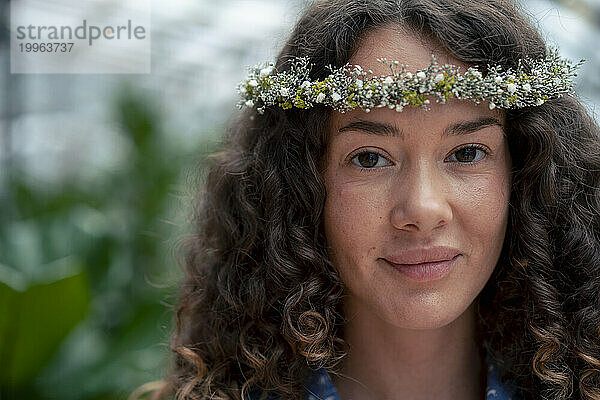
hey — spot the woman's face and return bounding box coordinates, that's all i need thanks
[322,27,512,330]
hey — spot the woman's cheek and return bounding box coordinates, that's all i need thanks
[326,185,368,242]
[324,179,384,261]
[457,174,510,248]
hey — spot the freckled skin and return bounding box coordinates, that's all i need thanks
[321,26,512,400]
[323,29,511,331]
[323,92,511,331]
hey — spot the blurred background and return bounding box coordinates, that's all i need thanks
[0,0,598,399]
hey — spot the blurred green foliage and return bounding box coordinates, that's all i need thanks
[0,85,219,399]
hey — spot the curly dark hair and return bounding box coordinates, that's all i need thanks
[146,0,600,399]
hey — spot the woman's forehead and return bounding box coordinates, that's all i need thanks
[350,25,468,76]
[339,27,505,136]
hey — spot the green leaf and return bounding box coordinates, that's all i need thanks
[0,257,90,388]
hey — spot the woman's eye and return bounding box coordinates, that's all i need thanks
[350,151,391,168]
[446,145,488,163]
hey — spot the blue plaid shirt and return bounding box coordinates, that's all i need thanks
[303,353,520,400]
[250,352,520,400]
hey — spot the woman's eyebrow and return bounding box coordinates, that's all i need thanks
[338,119,401,137]
[443,117,503,137]
[337,116,503,138]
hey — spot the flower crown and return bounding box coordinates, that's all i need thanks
[237,47,584,114]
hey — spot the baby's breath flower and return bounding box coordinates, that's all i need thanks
[237,48,584,114]
[260,66,274,77]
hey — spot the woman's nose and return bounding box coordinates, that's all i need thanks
[389,162,453,233]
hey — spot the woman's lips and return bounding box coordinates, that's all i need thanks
[384,254,460,281]
[384,246,461,265]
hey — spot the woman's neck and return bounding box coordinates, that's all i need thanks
[331,301,485,400]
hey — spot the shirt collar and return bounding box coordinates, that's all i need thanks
[304,352,520,400]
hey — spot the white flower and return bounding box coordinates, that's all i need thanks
[259,66,273,77]
[238,49,581,114]
[424,99,430,104]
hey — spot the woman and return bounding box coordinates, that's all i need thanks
[149,0,600,399]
